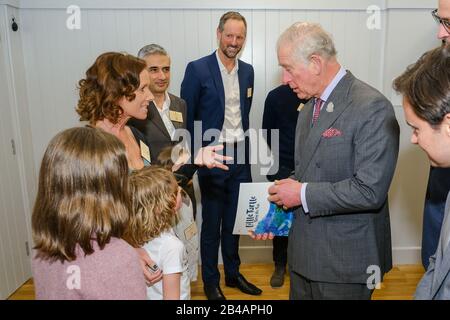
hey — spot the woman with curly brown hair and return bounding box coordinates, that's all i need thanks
[77,52,154,170]
[76,52,230,171]
[76,52,230,286]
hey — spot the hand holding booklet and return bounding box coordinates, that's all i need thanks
[233,182,293,236]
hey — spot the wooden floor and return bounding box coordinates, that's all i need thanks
[8,264,424,300]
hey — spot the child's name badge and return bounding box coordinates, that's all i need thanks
[247,87,253,98]
[184,222,198,241]
[169,110,183,123]
[140,141,151,163]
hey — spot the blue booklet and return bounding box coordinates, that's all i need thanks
[232,182,293,236]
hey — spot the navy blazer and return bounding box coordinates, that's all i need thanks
[262,84,306,174]
[180,51,254,149]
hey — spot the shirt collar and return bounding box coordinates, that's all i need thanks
[159,92,171,112]
[215,50,239,74]
[319,66,346,103]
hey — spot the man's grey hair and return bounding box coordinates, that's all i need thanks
[137,44,168,59]
[277,22,337,64]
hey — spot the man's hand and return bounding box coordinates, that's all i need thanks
[194,145,233,171]
[268,178,302,209]
[135,248,163,286]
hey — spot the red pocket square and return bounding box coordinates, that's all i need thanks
[322,128,342,138]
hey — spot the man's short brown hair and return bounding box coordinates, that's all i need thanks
[218,11,247,34]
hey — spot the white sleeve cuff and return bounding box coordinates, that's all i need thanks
[301,182,309,213]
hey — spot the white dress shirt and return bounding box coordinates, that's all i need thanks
[155,92,177,141]
[215,50,245,143]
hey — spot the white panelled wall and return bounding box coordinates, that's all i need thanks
[0,0,442,298]
[19,7,390,171]
[0,3,34,300]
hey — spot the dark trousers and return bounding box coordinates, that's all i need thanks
[198,142,251,286]
[273,236,288,267]
[422,200,445,268]
[267,165,292,268]
[289,270,373,300]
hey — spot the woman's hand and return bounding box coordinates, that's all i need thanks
[194,145,233,170]
[135,248,163,286]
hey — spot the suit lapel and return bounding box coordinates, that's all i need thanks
[431,206,450,298]
[208,52,225,111]
[298,72,355,179]
[148,101,171,140]
[238,60,247,117]
[168,94,184,130]
[430,242,450,298]
[295,99,314,171]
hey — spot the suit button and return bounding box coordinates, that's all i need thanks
[316,162,320,168]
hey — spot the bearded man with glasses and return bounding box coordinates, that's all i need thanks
[432,2,450,43]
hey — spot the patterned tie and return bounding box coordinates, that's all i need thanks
[312,98,323,126]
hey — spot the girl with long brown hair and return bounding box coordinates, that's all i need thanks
[32,127,146,299]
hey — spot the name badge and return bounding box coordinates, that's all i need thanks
[184,222,198,241]
[169,110,183,123]
[247,87,253,98]
[140,140,151,163]
[326,102,334,113]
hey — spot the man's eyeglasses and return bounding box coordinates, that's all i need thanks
[432,8,450,33]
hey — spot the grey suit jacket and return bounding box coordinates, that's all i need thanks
[289,71,400,284]
[128,93,187,162]
[415,191,450,299]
